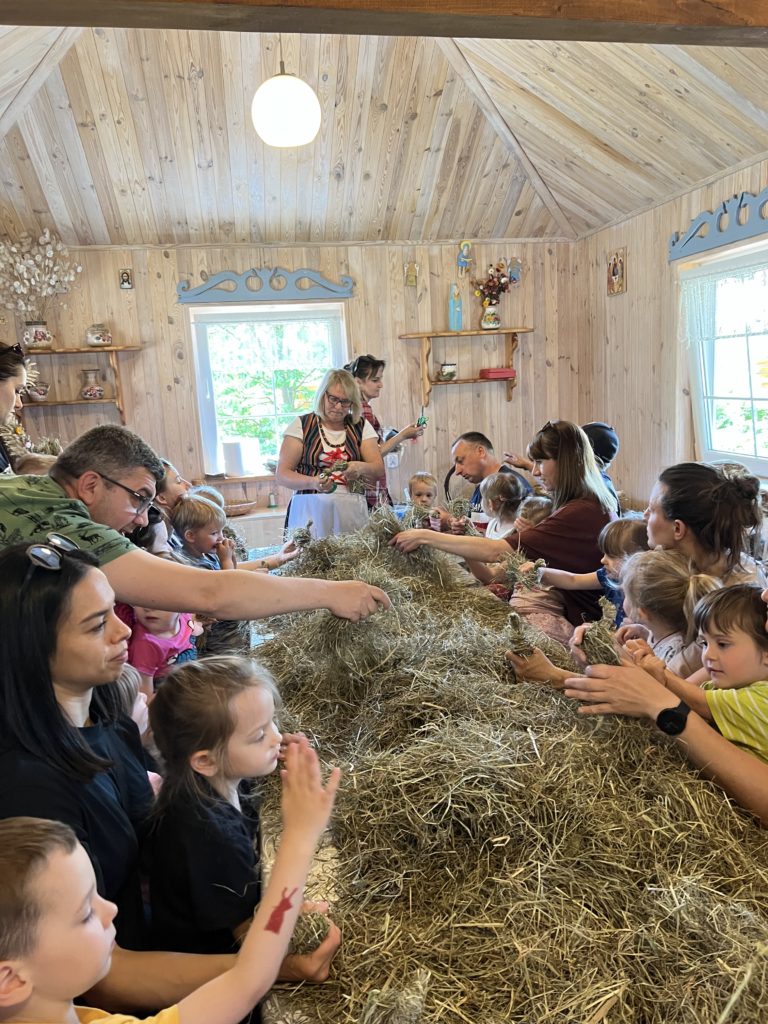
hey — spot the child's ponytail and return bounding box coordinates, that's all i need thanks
[683,573,722,644]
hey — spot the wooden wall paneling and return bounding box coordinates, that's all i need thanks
[33,82,98,244]
[368,36,416,242]
[17,105,78,246]
[220,32,250,243]
[70,30,143,244]
[91,29,160,245]
[240,33,265,243]
[321,35,349,243]
[42,69,111,245]
[384,34,432,241]
[338,36,374,242]
[353,37,395,242]
[116,29,177,244]
[292,34,322,241]
[405,46,451,240]
[161,30,207,245]
[0,140,33,239]
[58,46,126,244]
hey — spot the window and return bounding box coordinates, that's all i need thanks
[190,303,347,475]
[682,245,768,477]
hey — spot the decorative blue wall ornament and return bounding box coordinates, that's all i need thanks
[176,267,355,303]
[668,187,768,262]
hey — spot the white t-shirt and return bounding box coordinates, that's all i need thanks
[284,416,377,493]
[485,517,515,540]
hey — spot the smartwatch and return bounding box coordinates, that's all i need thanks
[655,700,691,736]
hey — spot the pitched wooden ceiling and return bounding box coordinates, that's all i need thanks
[0,25,767,246]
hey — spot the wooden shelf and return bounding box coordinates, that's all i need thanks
[399,329,531,340]
[26,345,142,354]
[22,345,141,424]
[399,326,532,406]
[23,398,116,408]
[430,376,515,386]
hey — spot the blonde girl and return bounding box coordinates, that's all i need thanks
[619,549,721,676]
[479,471,526,540]
[147,655,339,978]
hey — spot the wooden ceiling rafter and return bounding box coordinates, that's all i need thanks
[0,27,82,139]
[6,1,768,46]
[437,38,576,240]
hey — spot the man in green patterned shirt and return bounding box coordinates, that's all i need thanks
[0,425,388,622]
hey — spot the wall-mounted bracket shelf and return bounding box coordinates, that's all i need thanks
[21,345,141,424]
[398,328,533,407]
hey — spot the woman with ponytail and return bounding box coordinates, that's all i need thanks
[644,462,765,585]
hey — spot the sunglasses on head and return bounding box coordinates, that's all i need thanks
[1,344,25,358]
[22,533,81,590]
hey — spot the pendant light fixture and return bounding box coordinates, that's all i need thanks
[251,36,321,148]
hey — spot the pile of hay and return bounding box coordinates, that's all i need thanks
[256,509,768,1023]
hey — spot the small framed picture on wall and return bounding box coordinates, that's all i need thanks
[119,268,133,290]
[607,249,626,296]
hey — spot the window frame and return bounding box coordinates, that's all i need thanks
[681,242,768,479]
[188,301,349,476]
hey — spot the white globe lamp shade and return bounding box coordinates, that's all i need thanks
[251,71,321,147]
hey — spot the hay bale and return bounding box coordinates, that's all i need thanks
[288,911,331,955]
[250,508,768,1024]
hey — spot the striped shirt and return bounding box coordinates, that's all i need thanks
[702,681,768,764]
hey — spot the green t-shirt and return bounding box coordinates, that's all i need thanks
[0,474,134,565]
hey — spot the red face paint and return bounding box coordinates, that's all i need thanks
[264,887,298,934]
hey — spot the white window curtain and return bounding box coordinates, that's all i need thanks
[681,247,768,476]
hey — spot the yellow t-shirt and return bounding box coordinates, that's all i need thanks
[702,681,768,764]
[76,1006,179,1024]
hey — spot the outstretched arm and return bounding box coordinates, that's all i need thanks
[391,528,511,562]
[177,738,340,1024]
[563,664,768,826]
[102,548,391,622]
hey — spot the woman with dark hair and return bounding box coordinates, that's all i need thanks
[645,462,765,585]
[392,420,616,624]
[0,343,28,472]
[345,353,425,506]
[0,538,245,1008]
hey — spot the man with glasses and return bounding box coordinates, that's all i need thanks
[0,425,389,621]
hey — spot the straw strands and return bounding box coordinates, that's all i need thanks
[256,509,768,1023]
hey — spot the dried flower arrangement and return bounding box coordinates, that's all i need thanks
[471,260,510,307]
[0,229,82,321]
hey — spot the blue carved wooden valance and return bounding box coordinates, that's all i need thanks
[668,186,768,262]
[176,267,355,303]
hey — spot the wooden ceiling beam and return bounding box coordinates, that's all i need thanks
[0,28,81,138]
[4,1,768,47]
[436,38,576,240]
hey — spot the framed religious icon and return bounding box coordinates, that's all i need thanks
[119,268,134,290]
[607,249,626,295]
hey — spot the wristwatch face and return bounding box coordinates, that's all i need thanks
[656,703,689,736]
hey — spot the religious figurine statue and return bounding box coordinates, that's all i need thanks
[457,240,472,277]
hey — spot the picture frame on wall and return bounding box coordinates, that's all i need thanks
[119,268,134,290]
[607,249,626,296]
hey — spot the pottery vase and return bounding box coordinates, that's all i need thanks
[22,321,53,350]
[80,369,105,400]
[26,381,51,402]
[480,303,501,330]
[85,323,112,347]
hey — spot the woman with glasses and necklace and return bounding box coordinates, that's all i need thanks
[276,368,384,538]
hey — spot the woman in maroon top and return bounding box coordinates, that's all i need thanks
[392,420,616,624]
[346,354,424,506]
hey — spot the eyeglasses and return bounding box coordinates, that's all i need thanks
[97,472,154,515]
[1,343,25,357]
[325,393,353,410]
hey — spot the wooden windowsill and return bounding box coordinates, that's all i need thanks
[205,473,276,484]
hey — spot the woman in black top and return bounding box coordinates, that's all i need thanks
[0,540,237,1010]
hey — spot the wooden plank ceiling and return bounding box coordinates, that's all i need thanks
[0,25,767,245]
